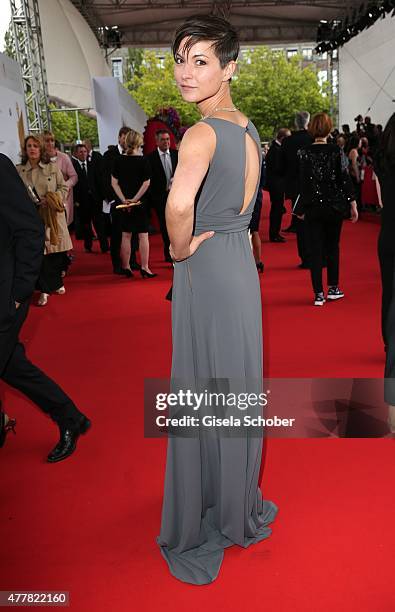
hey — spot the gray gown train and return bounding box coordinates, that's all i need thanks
[157,117,278,585]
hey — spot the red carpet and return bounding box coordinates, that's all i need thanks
[1,199,395,611]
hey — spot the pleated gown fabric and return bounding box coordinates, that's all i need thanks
[157,118,278,585]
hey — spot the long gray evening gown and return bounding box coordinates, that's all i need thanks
[157,117,278,585]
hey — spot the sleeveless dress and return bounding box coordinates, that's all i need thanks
[157,118,278,585]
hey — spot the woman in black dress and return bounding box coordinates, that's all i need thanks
[296,112,358,306]
[373,113,395,432]
[111,130,156,278]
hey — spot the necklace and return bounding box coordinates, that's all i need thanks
[201,106,238,120]
[315,138,327,143]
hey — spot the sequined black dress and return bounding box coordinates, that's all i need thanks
[295,143,355,295]
[296,143,354,216]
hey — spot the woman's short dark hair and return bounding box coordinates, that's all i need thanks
[374,113,395,175]
[172,14,239,69]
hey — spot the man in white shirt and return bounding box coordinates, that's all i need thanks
[147,130,178,262]
[72,144,109,253]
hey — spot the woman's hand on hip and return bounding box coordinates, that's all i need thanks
[170,231,215,262]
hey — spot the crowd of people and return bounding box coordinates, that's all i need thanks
[11,125,180,307]
[261,110,389,306]
[3,107,393,315]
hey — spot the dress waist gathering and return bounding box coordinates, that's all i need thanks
[194,210,251,234]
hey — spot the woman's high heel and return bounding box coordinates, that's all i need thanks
[0,411,17,448]
[140,269,157,279]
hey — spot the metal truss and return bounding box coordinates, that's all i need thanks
[10,0,51,132]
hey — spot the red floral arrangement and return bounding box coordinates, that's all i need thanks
[143,106,187,154]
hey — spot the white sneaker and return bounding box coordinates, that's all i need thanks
[327,286,345,300]
[37,293,49,306]
[56,286,66,295]
[314,293,326,306]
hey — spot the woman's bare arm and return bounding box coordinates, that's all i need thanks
[131,179,150,202]
[166,123,216,260]
[111,175,126,203]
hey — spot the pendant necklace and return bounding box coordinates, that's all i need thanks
[201,106,238,120]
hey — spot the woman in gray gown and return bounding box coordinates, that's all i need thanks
[157,14,278,584]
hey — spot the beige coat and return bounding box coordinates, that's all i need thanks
[17,161,73,254]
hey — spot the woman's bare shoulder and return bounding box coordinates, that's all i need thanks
[182,121,217,140]
[178,122,216,158]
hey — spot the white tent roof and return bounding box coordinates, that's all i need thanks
[38,0,110,109]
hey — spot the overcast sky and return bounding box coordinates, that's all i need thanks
[0,3,11,52]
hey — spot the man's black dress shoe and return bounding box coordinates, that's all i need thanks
[270,236,286,243]
[47,415,91,463]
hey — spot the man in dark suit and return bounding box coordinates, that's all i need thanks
[84,139,112,246]
[280,111,313,267]
[265,128,291,242]
[0,153,90,462]
[101,127,138,274]
[147,129,178,262]
[84,138,102,166]
[72,143,109,253]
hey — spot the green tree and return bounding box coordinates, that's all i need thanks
[50,105,98,145]
[127,47,328,139]
[3,23,16,59]
[125,48,145,86]
[231,48,328,140]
